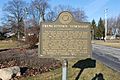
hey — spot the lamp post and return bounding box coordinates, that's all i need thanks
[104,9,108,41]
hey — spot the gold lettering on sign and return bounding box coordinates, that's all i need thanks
[43,25,88,28]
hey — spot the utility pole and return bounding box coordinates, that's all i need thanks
[104,9,108,41]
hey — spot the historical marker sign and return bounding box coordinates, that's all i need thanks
[38,11,91,59]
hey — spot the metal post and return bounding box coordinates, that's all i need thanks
[62,59,68,80]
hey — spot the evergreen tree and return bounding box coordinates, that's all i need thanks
[91,19,97,39]
[97,18,105,39]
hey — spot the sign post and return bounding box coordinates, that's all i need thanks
[62,59,68,80]
[38,11,91,79]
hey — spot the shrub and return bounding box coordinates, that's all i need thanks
[10,34,18,41]
[0,32,6,40]
[25,34,38,49]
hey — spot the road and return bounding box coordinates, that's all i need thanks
[92,44,120,71]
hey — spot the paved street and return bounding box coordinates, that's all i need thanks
[92,44,120,71]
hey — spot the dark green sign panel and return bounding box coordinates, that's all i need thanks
[38,11,91,59]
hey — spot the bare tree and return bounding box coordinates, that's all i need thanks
[73,8,87,22]
[107,18,116,28]
[116,15,120,30]
[46,10,57,21]
[29,1,40,25]
[54,5,73,14]
[29,0,49,24]
[107,15,120,35]
[45,5,87,22]
[2,0,27,37]
[48,5,74,21]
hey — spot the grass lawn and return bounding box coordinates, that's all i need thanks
[21,59,120,80]
[92,40,120,48]
[1,40,120,80]
[20,40,120,80]
[0,40,24,49]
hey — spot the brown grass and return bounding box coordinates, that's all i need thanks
[0,40,19,49]
[1,40,120,80]
[92,40,120,48]
[21,59,120,80]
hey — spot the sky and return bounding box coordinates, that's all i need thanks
[0,0,120,26]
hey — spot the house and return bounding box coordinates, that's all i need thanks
[4,32,15,38]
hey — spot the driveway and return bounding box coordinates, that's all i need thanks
[92,44,120,71]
